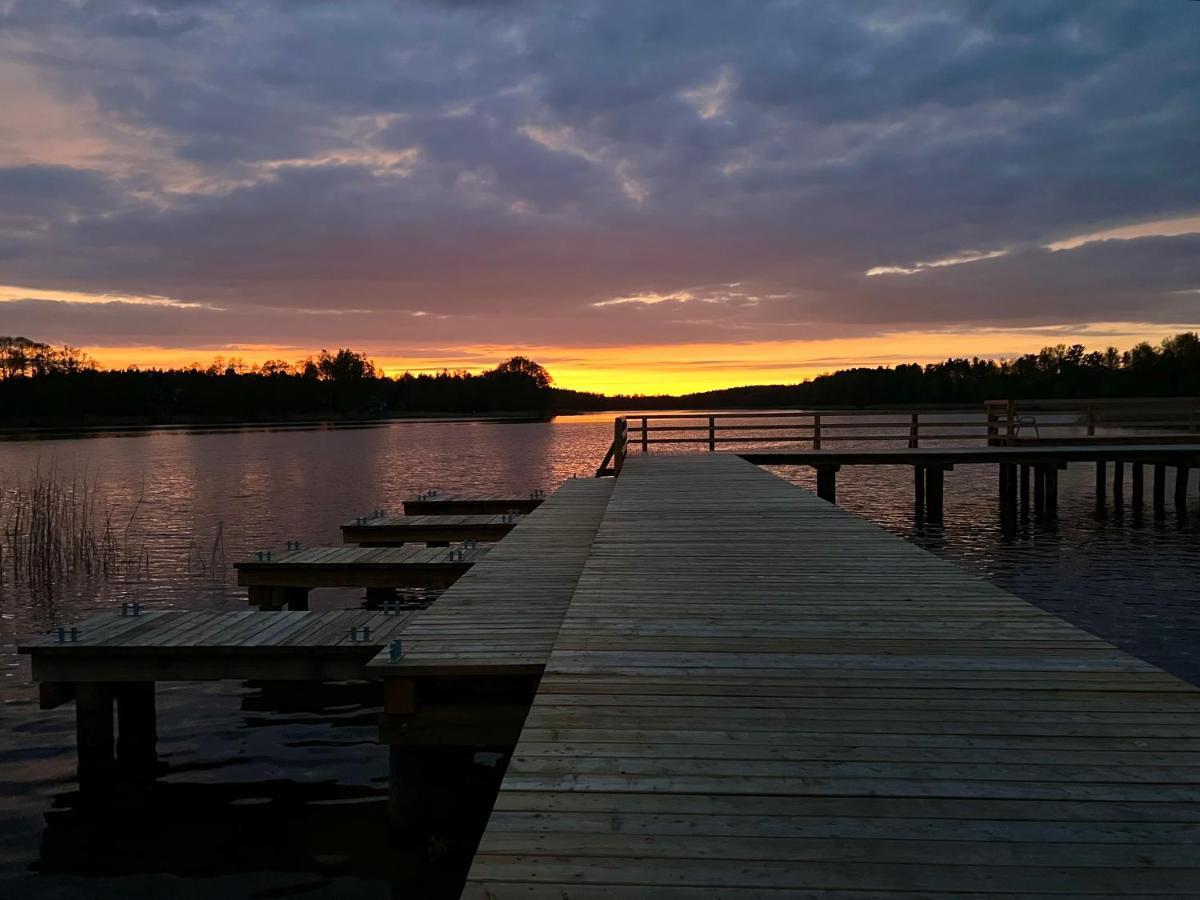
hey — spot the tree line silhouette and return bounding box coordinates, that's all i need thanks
[2,333,1199,426]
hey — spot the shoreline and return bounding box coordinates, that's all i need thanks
[0,410,580,441]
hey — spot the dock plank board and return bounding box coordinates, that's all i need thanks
[464,453,1200,897]
[369,478,614,677]
[341,514,519,546]
[235,542,486,589]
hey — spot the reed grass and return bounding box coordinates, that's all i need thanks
[0,464,150,596]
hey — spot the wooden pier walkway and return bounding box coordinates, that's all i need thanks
[464,454,1200,897]
[342,513,519,546]
[235,543,487,608]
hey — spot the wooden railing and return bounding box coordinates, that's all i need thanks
[985,398,1200,445]
[595,416,628,476]
[595,399,1200,474]
[618,409,984,457]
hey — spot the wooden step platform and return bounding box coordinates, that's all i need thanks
[20,608,415,685]
[463,453,1200,898]
[341,513,519,546]
[370,478,614,786]
[235,543,488,608]
[403,492,544,515]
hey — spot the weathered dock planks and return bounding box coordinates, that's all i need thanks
[341,513,519,546]
[20,608,416,684]
[402,492,544,515]
[235,543,487,607]
[370,478,613,681]
[464,453,1200,897]
[370,477,614,830]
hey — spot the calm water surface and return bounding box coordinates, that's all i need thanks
[1,413,1198,899]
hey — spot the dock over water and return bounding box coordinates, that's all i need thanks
[463,454,1200,896]
[18,451,1200,895]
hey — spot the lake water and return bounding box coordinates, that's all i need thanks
[2,413,1198,898]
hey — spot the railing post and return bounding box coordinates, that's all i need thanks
[909,413,919,449]
[641,416,649,454]
[614,417,627,476]
[1005,400,1016,445]
[708,416,716,452]
[813,414,821,450]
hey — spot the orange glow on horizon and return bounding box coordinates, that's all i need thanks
[77,323,1196,396]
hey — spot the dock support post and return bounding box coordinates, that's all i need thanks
[1019,464,1030,513]
[1045,465,1059,518]
[75,682,114,793]
[248,586,310,611]
[914,466,925,517]
[998,463,1017,522]
[1175,464,1190,512]
[388,745,429,835]
[815,465,838,504]
[1132,463,1144,508]
[925,467,945,523]
[1154,463,1167,515]
[116,682,157,777]
[1095,461,1106,506]
[1113,461,1124,506]
[366,587,399,606]
[1033,466,1045,514]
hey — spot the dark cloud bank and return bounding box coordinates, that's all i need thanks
[0,0,1197,351]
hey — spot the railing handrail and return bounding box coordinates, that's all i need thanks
[600,400,1200,465]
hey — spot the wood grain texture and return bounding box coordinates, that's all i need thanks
[369,478,614,677]
[464,453,1200,898]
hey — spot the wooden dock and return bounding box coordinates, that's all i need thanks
[341,513,519,546]
[402,492,544,515]
[16,450,1200,894]
[235,543,488,608]
[463,454,1200,897]
[369,477,614,828]
[19,608,416,789]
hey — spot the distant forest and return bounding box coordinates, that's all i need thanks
[2,333,1199,427]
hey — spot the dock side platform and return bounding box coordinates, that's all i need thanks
[235,543,489,609]
[368,477,614,832]
[19,608,416,790]
[464,454,1200,897]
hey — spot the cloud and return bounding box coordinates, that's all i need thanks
[0,0,1197,360]
[866,249,1009,277]
[1045,214,1200,252]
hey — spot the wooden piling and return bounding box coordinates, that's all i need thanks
[1131,463,1144,507]
[1113,460,1124,502]
[1175,464,1190,510]
[925,467,944,522]
[75,682,114,792]
[815,465,838,504]
[1019,464,1030,512]
[1154,462,1167,514]
[366,587,399,605]
[1045,465,1059,517]
[116,682,157,776]
[1095,460,1106,505]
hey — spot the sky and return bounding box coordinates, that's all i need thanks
[1,0,1198,394]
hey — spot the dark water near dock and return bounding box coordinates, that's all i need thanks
[1,413,1198,898]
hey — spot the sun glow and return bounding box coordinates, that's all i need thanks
[76,322,1195,396]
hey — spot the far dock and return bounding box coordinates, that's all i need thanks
[341,513,521,546]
